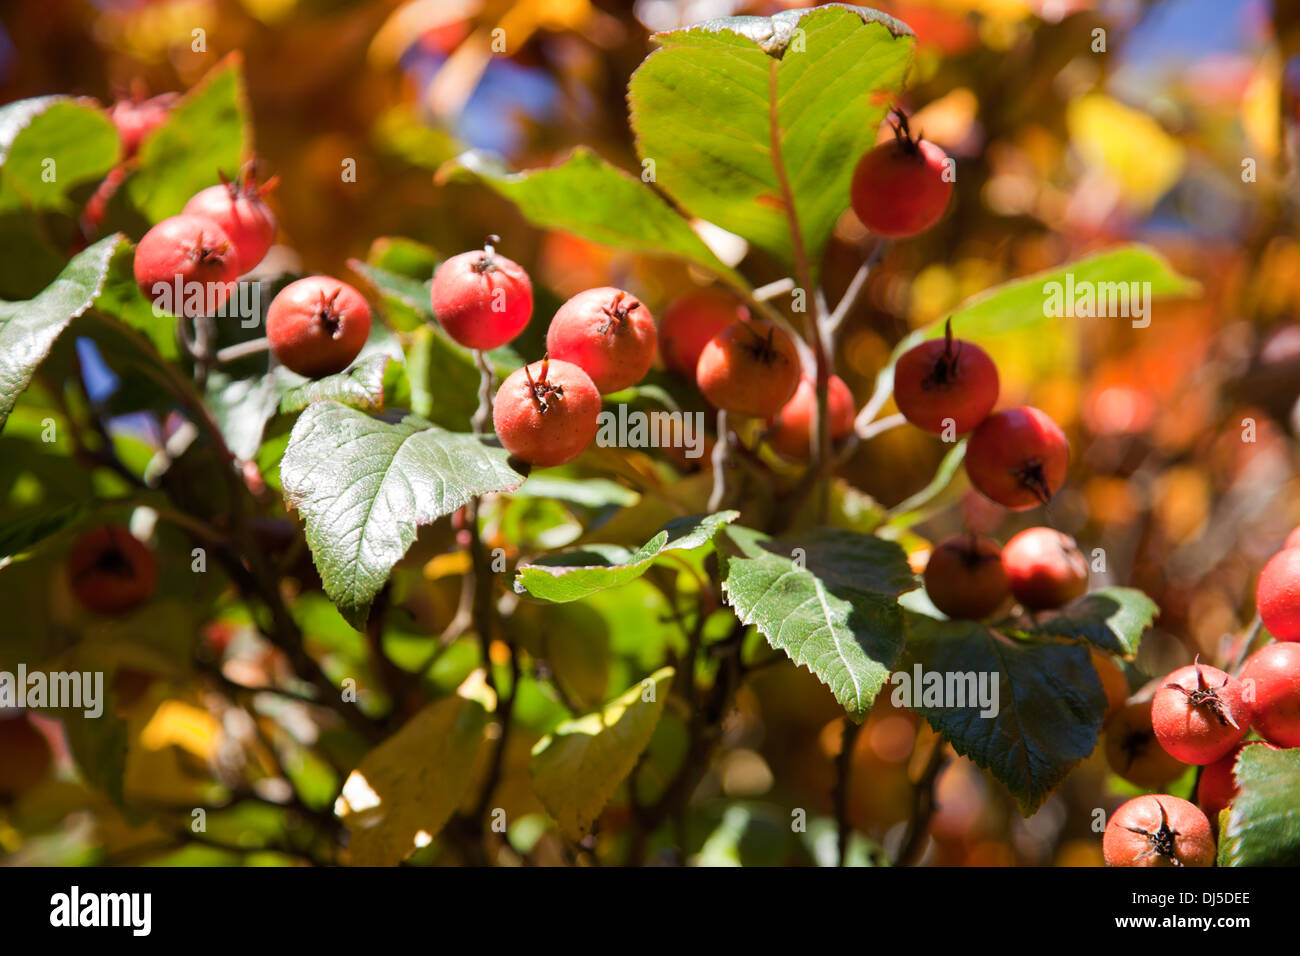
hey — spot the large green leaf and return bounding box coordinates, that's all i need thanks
[278,354,392,415]
[0,234,123,430]
[337,695,489,866]
[629,5,913,277]
[0,503,85,568]
[530,667,673,839]
[124,56,248,223]
[514,510,739,603]
[898,614,1106,815]
[719,525,916,720]
[1218,746,1300,867]
[0,96,119,212]
[1026,586,1158,657]
[279,402,526,628]
[441,147,745,286]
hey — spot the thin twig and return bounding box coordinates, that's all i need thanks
[834,718,862,866]
[215,337,270,364]
[825,240,887,338]
[708,409,730,511]
[896,739,947,866]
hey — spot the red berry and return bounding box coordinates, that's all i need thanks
[1001,527,1088,611]
[1240,641,1300,747]
[964,406,1069,510]
[849,112,953,238]
[922,534,1009,620]
[108,91,178,158]
[1105,699,1187,789]
[1256,548,1300,642]
[1091,650,1129,726]
[893,325,998,434]
[766,375,856,462]
[659,289,747,378]
[695,319,801,419]
[266,277,372,379]
[133,214,239,317]
[0,713,53,798]
[1151,661,1249,765]
[430,247,532,351]
[1103,795,1215,867]
[546,287,657,394]
[183,174,277,274]
[493,357,601,467]
[1197,740,1269,822]
[66,524,158,616]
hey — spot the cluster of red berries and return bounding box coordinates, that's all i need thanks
[1101,539,1300,865]
[131,166,374,379]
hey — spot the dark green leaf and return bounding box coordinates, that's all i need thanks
[280,402,525,627]
[1029,587,1158,657]
[279,354,392,415]
[899,614,1106,815]
[719,526,916,720]
[1218,746,1300,866]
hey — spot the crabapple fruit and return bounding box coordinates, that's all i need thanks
[1284,526,1300,550]
[108,91,178,158]
[266,276,372,379]
[893,322,998,435]
[1256,547,1300,642]
[183,172,277,274]
[849,110,953,238]
[66,524,158,616]
[0,713,53,799]
[766,375,856,461]
[659,288,747,378]
[430,244,532,351]
[133,214,239,317]
[1103,795,1215,867]
[1091,650,1129,725]
[964,406,1069,510]
[1104,700,1187,789]
[922,534,1009,620]
[492,357,601,467]
[1151,661,1248,765]
[695,319,801,419]
[546,287,657,394]
[1240,641,1300,747]
[1001,527,1088,611]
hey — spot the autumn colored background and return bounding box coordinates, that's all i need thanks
[2,0,1298,866]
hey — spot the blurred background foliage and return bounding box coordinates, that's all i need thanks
[3,0,1300,866]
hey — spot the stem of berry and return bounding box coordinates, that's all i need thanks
[708,410,730,512]
[472,349,493,436]
[215,337,270,364]
[834,718,862,866]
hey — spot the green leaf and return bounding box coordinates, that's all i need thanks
[899,614,1106,815]
[629,5,913,277]
[441,147,745,286]
[530,667,674,839]
[337,695,488,866]
[1218,745,1300,866]
[1027,587,1158,657]
[125,56,248,222]
[350,259,433,332]
[0,235,123,431]
[205,369,283,462]
[279,402,526,628]
[514,510,739,603]
[279,354,392,415]
[0,96,120,213]
[718,525,916,720]
[0,503,85,567]
[402,324,519,431]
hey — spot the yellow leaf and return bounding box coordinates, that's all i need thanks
[1067,94,1185,211]
[337,695,488,866]
[530,667,673,840]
